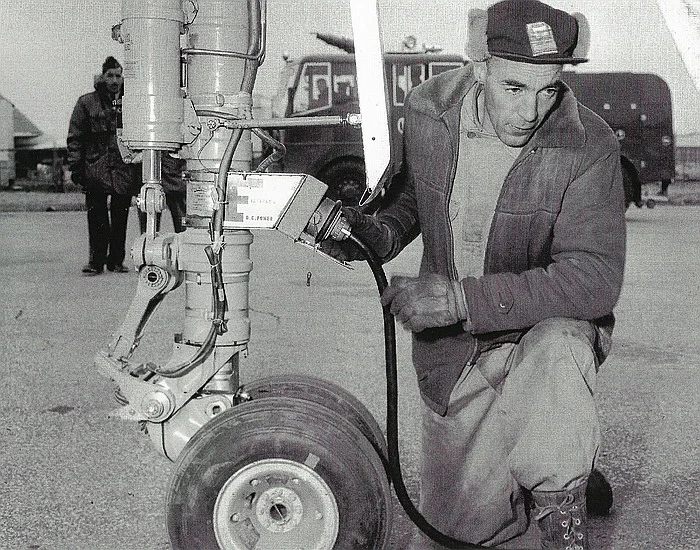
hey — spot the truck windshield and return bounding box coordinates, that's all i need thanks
[291,61,357,116]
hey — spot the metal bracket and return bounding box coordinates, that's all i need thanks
[96,343,243,423]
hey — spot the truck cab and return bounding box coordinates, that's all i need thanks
[271,53,674,210]
[271,51,464,205]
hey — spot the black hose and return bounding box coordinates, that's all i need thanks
[347,233,490,550]
[156,0,263,379]
[148,246,227,378]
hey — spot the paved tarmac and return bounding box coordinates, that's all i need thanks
[0,198,698,549]
[1,179,699,213]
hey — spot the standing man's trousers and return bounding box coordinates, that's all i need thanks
[85,190,132,269]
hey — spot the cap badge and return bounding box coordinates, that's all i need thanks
[526,21,559,56]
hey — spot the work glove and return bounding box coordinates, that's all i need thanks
[380,273,470,333]
[319,206,394,262]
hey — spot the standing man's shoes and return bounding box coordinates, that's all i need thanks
[82,264,103,276]
[107,264,130,273]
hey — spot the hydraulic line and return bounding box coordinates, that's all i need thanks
[148,246,228,378]
[211,0,261,241]
[347,233,491,550]
[251,128,286,172]
[182,0,267,63]
[147,0,262,379]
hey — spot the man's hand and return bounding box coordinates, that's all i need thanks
[319,206,393,262]
[71,170,85,188]
[380,273,469,332]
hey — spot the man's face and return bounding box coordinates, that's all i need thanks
[476,56,563,147]
[104,67,123,94]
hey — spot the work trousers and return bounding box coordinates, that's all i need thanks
[85,190,132,269]
[409,317,606,549]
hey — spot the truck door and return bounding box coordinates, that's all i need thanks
[390,62,425,158]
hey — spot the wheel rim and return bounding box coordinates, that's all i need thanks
[213,458,339,550]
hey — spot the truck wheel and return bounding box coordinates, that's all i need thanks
[239,374,387,465]
[166,397,392,550]
[318,159,366,206]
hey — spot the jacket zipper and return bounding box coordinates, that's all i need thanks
[443,117,459,280]
[458,141,533,367]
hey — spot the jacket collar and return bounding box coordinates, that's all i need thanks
[530,84,586,149]
[412,64,586,149]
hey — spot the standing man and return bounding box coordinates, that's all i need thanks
[323,1,625,548]
[67,56,139,275]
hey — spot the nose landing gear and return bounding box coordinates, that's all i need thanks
[166,395,392,550]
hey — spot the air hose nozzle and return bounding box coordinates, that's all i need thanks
[303,198,351,243]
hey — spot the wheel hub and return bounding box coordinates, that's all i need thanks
[255,486,303,533]
[213,458,339,550]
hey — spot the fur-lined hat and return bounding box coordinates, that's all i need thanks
[467,0,589,64]
[101,56,122,74]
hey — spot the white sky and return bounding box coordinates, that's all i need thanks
[1,0,699,145]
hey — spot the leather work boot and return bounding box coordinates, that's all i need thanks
[586,468,613,516]
[533,483,588,550]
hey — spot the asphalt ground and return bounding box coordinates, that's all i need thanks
[0,196,698,549]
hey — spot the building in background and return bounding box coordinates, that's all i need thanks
[0,92,68,190]
[675,132,700,184]
[0,95,16,188]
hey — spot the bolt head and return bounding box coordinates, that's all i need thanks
[144,399,164,418]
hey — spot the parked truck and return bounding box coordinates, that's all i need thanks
[563,71,674,208]
[271,41,674,209]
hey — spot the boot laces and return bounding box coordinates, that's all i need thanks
[534,493,585,550]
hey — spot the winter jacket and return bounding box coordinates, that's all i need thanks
[377,65,627,415]
[67,80,139,195]
[161,153,187,194]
